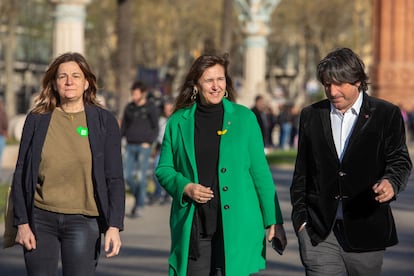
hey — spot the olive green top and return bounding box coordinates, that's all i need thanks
[34,109,99,216]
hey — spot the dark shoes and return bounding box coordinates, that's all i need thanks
[128,207,141,218]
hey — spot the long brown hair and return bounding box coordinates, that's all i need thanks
[174,54,236,112]
[32,52,100,114]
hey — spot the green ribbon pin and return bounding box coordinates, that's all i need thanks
[76,126,89,137]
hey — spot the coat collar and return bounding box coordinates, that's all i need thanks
[178,98,235,174]
[84,104,104,159]
[342,92,373,159]
[320,92,373,162]
[179,98,235,120]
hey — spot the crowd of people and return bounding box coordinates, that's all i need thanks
[6,47,412,276]
[251,95,300,152]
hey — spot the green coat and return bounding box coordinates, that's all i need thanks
[155,99,284,276]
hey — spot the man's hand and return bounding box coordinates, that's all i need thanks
[373,179,395,203]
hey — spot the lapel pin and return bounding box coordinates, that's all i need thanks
[77,126,89,137]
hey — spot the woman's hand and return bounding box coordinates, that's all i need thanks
[104,227,121,258]
[184,183,214,204]
[16,223,36,250]
[267,224,287,252]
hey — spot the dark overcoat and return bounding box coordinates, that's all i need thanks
[291,92,412,251]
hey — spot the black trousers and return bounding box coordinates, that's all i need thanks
[24,207,101,276]
[187,234,225,276]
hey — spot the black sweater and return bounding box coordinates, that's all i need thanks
[194,101,223,236]
[121,101,159,144]
[189,101,225,260]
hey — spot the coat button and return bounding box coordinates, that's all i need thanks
[220,168,227,173]
[222,186,228,191]
[224,205,230,210]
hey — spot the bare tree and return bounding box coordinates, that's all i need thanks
[2,0,371,113]
[220,0,233,54]
[85,0,117,95]
[268,0,368,105]
[3,0,19,116]
[115,0,133,118]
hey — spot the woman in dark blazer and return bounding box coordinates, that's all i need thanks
[12,52,125,275]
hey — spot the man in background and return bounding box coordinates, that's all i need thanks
[121,81,159,217]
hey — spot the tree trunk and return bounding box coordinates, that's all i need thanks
[4,0,18,117]
[220,0,233,54]
[115,0,133,119]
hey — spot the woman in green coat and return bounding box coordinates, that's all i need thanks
[155,54,286,276]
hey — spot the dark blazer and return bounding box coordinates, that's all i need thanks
[290,92,412,251]
[12,105,125,233]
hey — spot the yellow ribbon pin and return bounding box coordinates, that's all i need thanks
[217,129,228,136]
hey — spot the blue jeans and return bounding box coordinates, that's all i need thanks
[279,123,292,150]
[24,207,100,276]
[151,153,169,201]
[152,153,162,199]
[124,143,152,209]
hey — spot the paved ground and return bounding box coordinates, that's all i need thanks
[0,146,413,275]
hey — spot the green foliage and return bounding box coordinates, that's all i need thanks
[266,149,297,166]
[0,184,9,223]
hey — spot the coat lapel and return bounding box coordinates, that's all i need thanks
[30,113,51,189]
[178,104,197,175]
[177,99,235,178]
[319,102,338,160]
[222,98,235,132]
[343,93,373,158]
[85,105,99,159]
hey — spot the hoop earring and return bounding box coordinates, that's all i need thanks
[224,90,228,98]
[191,88,198,101]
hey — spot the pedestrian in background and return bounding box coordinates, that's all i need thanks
[277,103,293,150]
[156,54,286,276]
[290,47,412,275]
[12,52,125,275]
[149,97,174,205]
[251,94,275,151]
[121,81,159,217]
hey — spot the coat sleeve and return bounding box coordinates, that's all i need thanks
[12,113,36,226]
[103,112,125,230]
[382,105,412,194]
[155,118,193,207]
[290,108,309,233]
[246,111,281,227]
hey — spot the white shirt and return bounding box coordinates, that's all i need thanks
[330,91,363,219]
[330,92,363,161]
